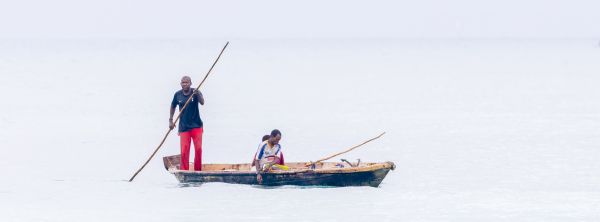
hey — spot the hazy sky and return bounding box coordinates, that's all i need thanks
[1,0,598,39]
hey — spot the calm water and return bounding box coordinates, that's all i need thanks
[0,39,599,221]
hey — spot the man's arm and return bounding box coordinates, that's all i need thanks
[195,90,205,105]
[256,162,263,172]
[169,107,176,130]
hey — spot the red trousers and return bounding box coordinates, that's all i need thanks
[180,127,203,171]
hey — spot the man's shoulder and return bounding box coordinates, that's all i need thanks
[175,88,195,96]
[259,141,268,148]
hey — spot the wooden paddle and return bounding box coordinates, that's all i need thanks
[306,132,386,167]
[128,42,229,182]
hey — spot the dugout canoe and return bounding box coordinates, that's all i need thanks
[163,154,395,187]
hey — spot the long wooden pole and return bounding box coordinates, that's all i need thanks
[128,42,229,182]
[306,132,386,166]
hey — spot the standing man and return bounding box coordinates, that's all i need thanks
[169,76,205,171]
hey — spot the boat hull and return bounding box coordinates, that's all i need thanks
[164,155,395,187]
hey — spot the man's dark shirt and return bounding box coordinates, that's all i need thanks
[171,90,203,132]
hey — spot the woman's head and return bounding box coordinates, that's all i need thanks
[261,135,270,142]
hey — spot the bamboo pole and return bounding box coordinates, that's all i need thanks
[128,42,229,182]
[306,132,386,166]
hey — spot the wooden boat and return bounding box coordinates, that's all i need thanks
[163,154,395,187]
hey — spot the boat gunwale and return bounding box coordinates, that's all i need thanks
[168,161,395,175]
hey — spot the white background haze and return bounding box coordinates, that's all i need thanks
[1,0,599,39]
[1,1,600,221]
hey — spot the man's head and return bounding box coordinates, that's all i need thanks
[180,76,192,91]
[268,129,282,145]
